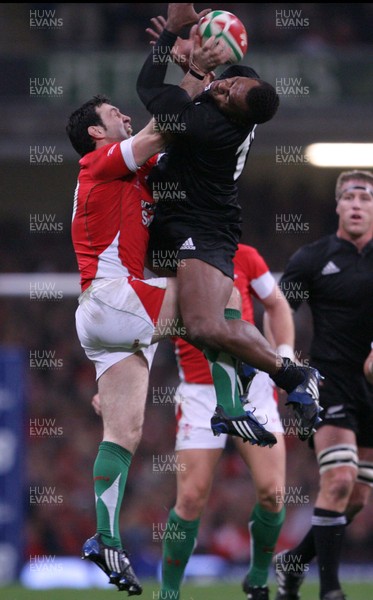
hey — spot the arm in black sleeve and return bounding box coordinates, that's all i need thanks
[137,28,191,113]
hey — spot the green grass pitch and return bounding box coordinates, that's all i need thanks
[3,581,373,599]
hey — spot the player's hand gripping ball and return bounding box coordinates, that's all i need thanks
[198,10,248,64]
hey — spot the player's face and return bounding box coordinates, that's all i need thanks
[336,179,373,240]
[208,76,260,118]
[95,103,133,141]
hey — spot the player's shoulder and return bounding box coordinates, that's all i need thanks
[79,143,118,166]
[291,234,335,260]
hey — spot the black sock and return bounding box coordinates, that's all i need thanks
[286,527,316,568]
[312,507,346,597]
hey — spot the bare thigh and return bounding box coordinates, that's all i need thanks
[98,352,149,454]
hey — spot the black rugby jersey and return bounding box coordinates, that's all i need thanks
[280,234,373,366]
[137,29,259,227]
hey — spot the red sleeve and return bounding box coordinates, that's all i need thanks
[80,143,133,181]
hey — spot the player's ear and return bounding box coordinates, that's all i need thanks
[88,124,104,141]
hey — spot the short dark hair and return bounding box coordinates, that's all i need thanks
[245,80,279,124]
[66,94,110,157]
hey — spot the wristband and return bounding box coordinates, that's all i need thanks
[276,344,295,362]
[188,68,205,81]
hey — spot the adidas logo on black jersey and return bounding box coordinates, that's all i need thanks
[180,238,196,250]
[321,261,340,275]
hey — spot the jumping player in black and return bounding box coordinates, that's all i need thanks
[274,170,373,600]
[137,3,322,445]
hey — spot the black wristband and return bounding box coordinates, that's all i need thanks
[188,68,205,81]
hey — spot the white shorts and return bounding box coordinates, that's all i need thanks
[75,276,167,379]
[175,371,284,451]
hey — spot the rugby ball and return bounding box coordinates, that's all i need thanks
[198,10,248,64]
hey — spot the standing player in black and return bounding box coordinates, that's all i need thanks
[274,170,373,600]
[137,3,322,444]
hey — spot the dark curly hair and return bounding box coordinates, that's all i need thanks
[66,94,110,157]
[245,80,279,125]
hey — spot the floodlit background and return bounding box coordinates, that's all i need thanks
[0,2,373,590]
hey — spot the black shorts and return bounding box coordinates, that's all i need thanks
[312,359,373,448]
[148,212,241,280]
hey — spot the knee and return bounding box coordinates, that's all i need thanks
[175,486,208,521]
[322,469,356,503]
[103,416,144,454]
[257,486,283,512]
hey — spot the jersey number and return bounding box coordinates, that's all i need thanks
[234,126,257,181]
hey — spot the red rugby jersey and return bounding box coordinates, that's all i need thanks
[71,140,157,292]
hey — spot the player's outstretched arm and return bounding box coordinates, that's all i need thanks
[131,119,164,166]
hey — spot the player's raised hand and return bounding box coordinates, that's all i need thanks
[146,15,192,73]
[190,26,232,74]
[146,15,167,43]
[165,3,211,34]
